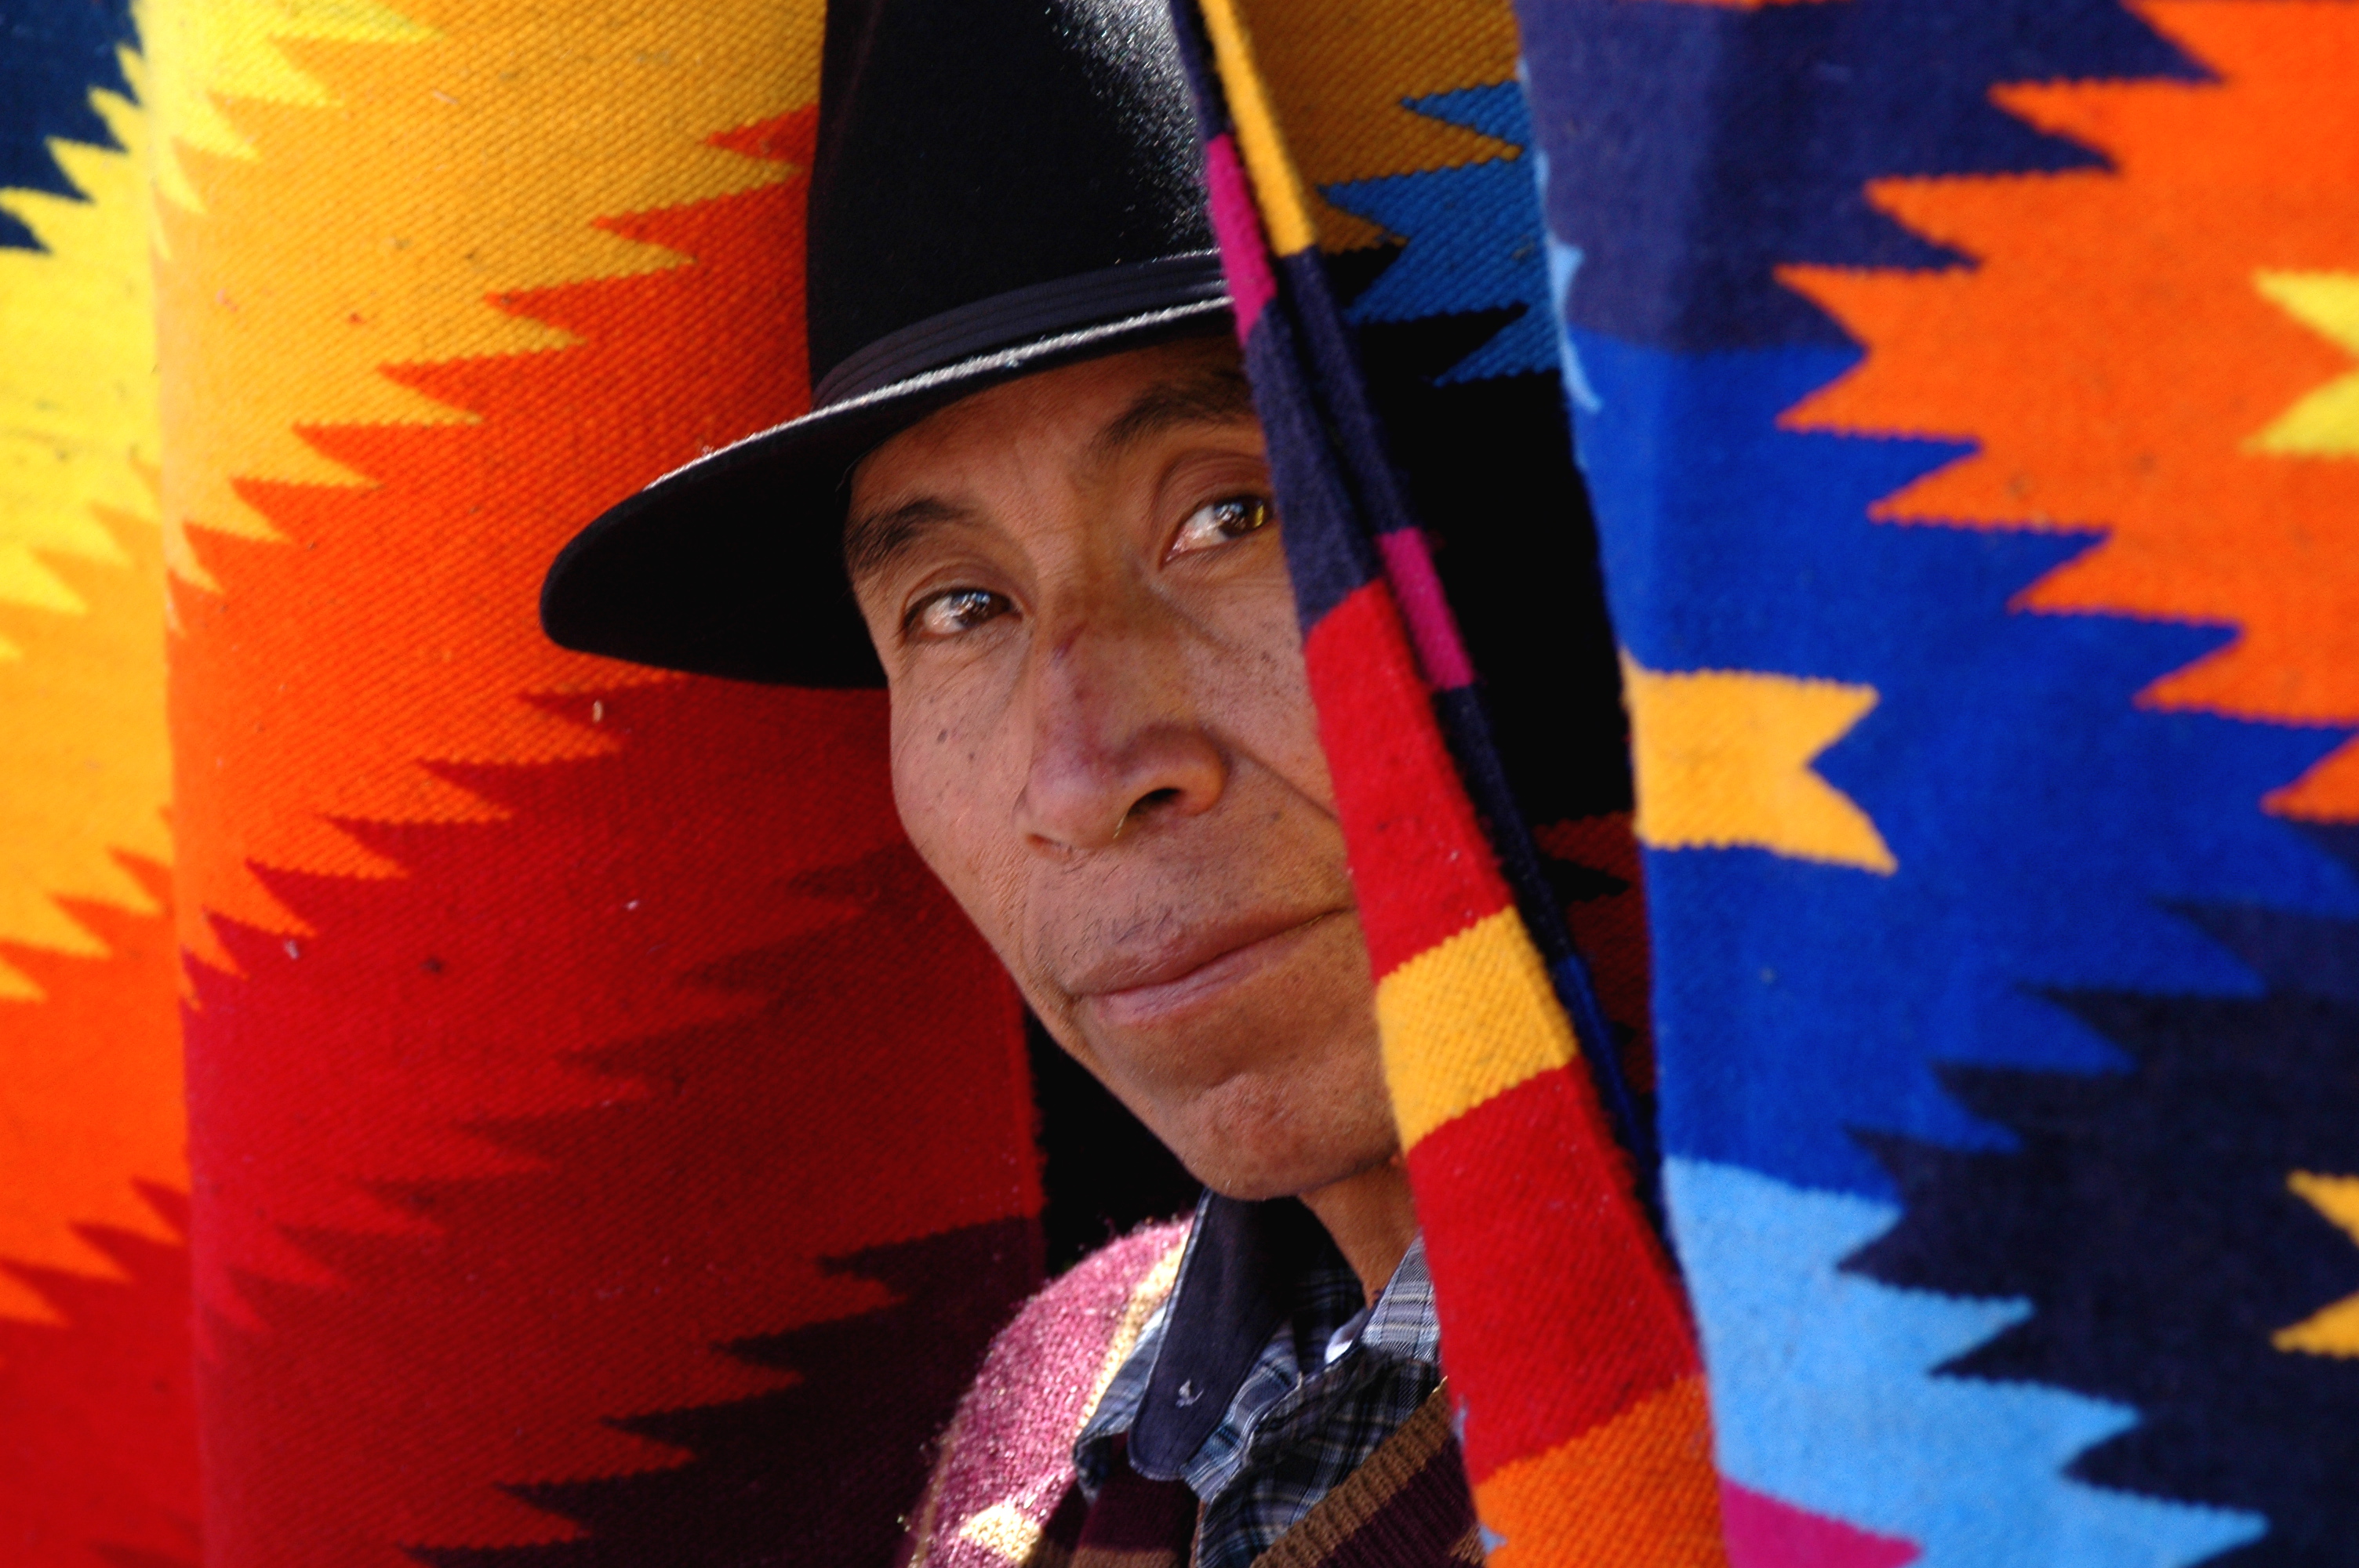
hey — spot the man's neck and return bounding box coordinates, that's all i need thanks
[1298,1158,1419,1303]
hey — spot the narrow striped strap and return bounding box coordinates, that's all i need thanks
[1250,1387,1478,1568]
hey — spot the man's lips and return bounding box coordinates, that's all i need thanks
[1071,909,1346,1028]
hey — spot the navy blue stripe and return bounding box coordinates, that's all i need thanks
[1162,0,1233,141]
[0,0,140,251]
[1245,299,1380,632]
[1512,0,2202,351]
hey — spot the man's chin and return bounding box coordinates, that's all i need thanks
[1136,1062,1400,1204]
[1183,1140,1400,1205]
[1039,911,1394,1200]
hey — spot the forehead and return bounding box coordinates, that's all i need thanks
[844,339,1252,561]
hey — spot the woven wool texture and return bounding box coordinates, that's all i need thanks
[1171,0,1728,1562]
[1518,0,2359,1563]
[0,2,192,1563]
[5,2,1047,1564]
[13,0,2358,1563]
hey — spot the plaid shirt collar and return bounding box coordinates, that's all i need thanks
[1075,1194,1441,1568]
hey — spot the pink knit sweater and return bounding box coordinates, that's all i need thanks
[898,1221,1193,1568]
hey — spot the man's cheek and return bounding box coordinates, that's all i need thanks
[889,713,969,884]
[1197,594,1333,813]
[892,720,1024,949]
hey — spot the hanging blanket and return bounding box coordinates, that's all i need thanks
[1512,1,2359,1563]
[5,0,2357,1564]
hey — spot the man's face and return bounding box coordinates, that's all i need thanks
[845,337,1396,1200]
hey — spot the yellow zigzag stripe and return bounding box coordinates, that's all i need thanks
[0,83,173,989]
[147,0,449,555]
[150,0,820,564]
[1197,0,1319,256]
[1376,907,1577,1148]
[0,61,179,1314]
[1224,0,1521,251]
[0,89,158,629]
[137,0,436,213]
[2276,1171,2359,1359]
[1623,656,1897,875]
[2252,272,2359,457]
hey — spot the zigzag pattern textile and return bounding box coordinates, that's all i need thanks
[3,1,1050,1563]
[0,1,194,1563]
[1168,2,1728,1562]
[1515,0,2359,1563]
[20,0,2357,1563]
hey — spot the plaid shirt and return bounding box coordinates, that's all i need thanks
[1074,1196,1441,1568]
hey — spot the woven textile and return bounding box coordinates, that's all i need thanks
[1168,0,1728,1562]
[161,3,1052,1560]
[12,0,2359,1562]
[0,2,191,1563]
[1517,0,2359,1563]
[5,2,1045,1563]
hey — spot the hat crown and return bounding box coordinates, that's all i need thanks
[807,0,1214,392]
[540,0,1231,688]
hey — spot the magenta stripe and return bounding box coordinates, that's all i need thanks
[1202,133,1276,340]
[1377,528,1477,691]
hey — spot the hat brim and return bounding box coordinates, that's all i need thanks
[541,297,1234,687]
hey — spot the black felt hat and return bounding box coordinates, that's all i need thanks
[540,0,1230,686]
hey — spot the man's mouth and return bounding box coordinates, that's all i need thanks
[1071,909,1344,1029]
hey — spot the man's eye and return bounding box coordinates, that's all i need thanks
[907,587,1012,640]
[1170,495,1274,557]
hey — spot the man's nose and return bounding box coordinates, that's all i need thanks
[1015,621,1227,855]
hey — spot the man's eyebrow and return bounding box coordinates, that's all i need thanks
[842,367,1254,579]
[842,495,972,581]
[1085,365,1256,467]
